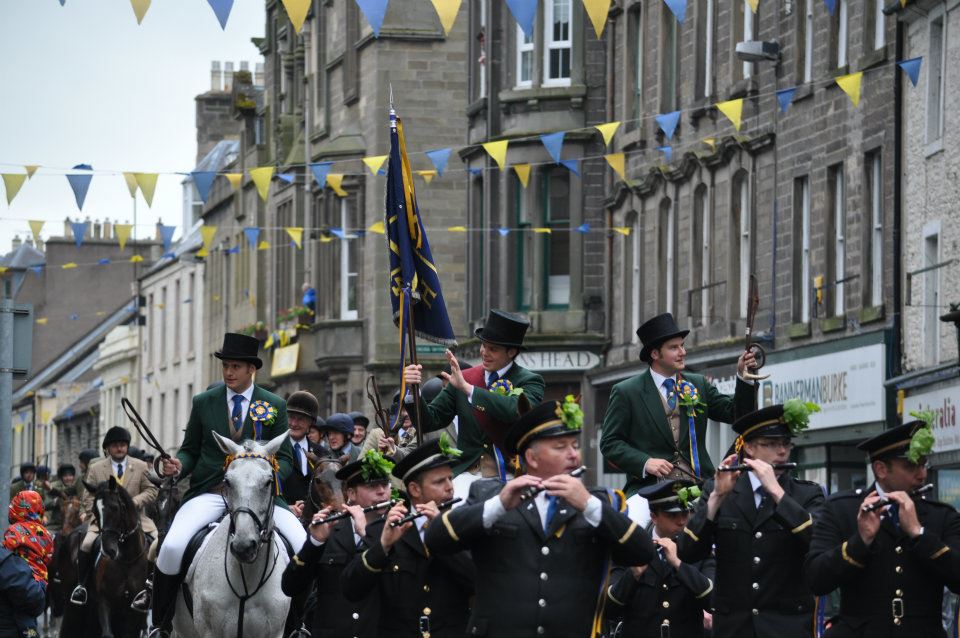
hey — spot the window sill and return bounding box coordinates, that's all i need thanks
[859,305,885,325]
[925,139,944,159]
[829,64,850,80]
[788,322,811,339]
[499,84,588,105]
[791,83,814,104]
[819,315,846,333]
[856,48,887,72]
[466,97,487,118]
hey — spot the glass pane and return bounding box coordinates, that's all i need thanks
[547,173,569,221]
[521,50,532,82]
[553,0,570,41]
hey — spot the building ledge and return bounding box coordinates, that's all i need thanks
[859,305,885,325]
[820,315,846,333]
[788,322,811,339]
[885,362,960,390]
[499,84,588,105]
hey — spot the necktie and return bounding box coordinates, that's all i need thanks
[116,463,124,480]
[755,486,766,510]
[887,503,901,530]
[486,370,500,389]
[662,378,677,410]
[544,495,559,533]
[231,395,245,426]
[293,442,304,475]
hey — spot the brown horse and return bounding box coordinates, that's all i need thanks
[299,456,345,528]
[48,495,83,619]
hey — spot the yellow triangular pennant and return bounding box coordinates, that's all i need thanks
[513,164,531,188]
[114,224,133,251]
[362,155,389,176]
[430,0,462,35]
[134,173,159,207]
[35,317,48,325]
[285,227,304,249]
[24,165,39,179]
[582,0,612,38]
[200,225,218,256]
[327,174,348,197]
[448,226,468,232]
[716,98,744,131]
[2,174,27,205]
[0,267,7,275]
[225,173,243,190]
[417,170,437,184]
[122,172,139,198]
[746,0,758,12]
[367,221,386,234]
[319,235,334,243]
[702,137,717,151]
[257,240,271,251]
[594,122,621,147]
[612,227,632,236]
[130,254,144,263]
[130,0,151,24]
[533,227,552,234]
[835,71,863,107]
[62,263,78,270]
[281,0,311,33]
[604,153,626,182]
[28,220,44,246]
[250,167,275,202]
[482,140,509,170]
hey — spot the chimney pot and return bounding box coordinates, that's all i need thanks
[211,61,222,92]
[224,61,234,92]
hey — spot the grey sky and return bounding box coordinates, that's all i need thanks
[0,1,264,253]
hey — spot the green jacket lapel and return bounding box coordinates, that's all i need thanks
[639,371,676,450]
[211,386,231,439]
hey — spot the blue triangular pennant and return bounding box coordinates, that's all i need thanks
[66,164,93,210]
[663,0,686,23]
[898,57,922,88]
[576,223,590,233]
[226,246,240,255]
[159,224,176,252]
[329,228,346,239]
[309,162,332,189]
[70,221,89,248]
[540,132,565,164]
[655,111,681,140]
[98,258,110,265]
[560,159,579,176]
[277,172,296,184]
[656,146,673,162]
[243,227,260,248]
[505,0,538,37]
[468,167,483,176]
[498,227,511,236]
[30,266,43,276]
[425,148,452,176]
[162,252,176,260]
[823,0,836,15]
[776,87,797,114]
[190,171,217,203]
[206,0,234,29]
[355,0,389,37]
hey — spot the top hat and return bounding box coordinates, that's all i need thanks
[636,313,690,363]
[102,426,132,449]
[635,479,698,513]
[504,397,583,456]
[858,420,932,462]
[391,436,461,484]
[474,310,530,350]
[287,391,320,421]
[214,332,263,369]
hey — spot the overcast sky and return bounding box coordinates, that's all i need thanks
[0,1,265,254]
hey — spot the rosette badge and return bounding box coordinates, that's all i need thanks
[489,378,524,397]
[249,400,278,440]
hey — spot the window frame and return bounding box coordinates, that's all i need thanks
[926,9,946,148]
[542,168,571,309]
[339,196,359,320]
[516,24,535,89]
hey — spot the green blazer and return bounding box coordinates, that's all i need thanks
[599,370,756,496]
[176,384,294,505]
[413,364,545,474]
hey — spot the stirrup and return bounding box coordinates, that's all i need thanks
[69,585,88,606]
[288,625,312,638]
[130,586,152,613]
[146,629,170,638]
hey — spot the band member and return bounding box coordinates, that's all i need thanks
[606,479,715,638]
[403,309,545,476]
[341,435,474,637]
[425,397,655,638]
[678,404,824,638]
[600,312,757,495]
[71,426,158,607]
[149,333,305,637]
[281,450,396,638]
[283,391,324,518]
[804,418,960,636]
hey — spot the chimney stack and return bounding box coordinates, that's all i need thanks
[224,61,234,92]
[103,219,112,239]
[11,235,21,250]
[255,62,265,87]
[64,216,72,238]
[211,61,222,91]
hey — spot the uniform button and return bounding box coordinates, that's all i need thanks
[423,584,431,592]
[895,546,903,554]
[423,607,431,616]
[894,618,902,626]
[472,628,479,636]
[896,589,904,597]
[855,489,863,495]
[752,583,759,590]
[540,572,548,581]
[393,565,400,572]
[662,601,670,608]
[895,566,903,574]
[753,556,760,565]
[755,531,763,539]
[537,628,545,635]
[538,599,546,607]
[541,546,550,556]
[352,612,359,620]
[752,609,759,616]
[662,583,669,590]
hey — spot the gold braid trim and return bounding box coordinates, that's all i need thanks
[841,541,865,568]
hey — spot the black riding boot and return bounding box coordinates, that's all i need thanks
[131,564,153,612]
[147,571,179,638]
[69,549,92,606]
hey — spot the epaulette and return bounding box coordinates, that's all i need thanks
[792,478,824,489]
[826,488,868,502]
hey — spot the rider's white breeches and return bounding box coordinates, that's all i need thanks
[155,493,306,575]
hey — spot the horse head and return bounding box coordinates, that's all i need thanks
[147,474,182,543]
[93,476,139,561]
[61,495,83,536]
[212,431,288,564]
[311,457,345,511]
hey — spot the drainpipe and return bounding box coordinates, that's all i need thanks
[605,16,616,344]
[891,17,905,423]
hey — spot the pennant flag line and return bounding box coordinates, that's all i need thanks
[159,225,177,252]
[277,172,296,184]
[656,111,681,140]
[2,174,27,205]
[664,0,686,23]
[776,87,797,114]
[417,170,438,183]
[207,0,234,29]
[612,227,632,235]
[560,159,580,176]
[225,172,242,190]
[310,162,333,189]
[28,220,44,246]
[70,222,88,249]
[604,153,626,181]
[594,121,620,146]
[498,227,510,236]
[898,57,922,87]
[425,148,452,176]
[430,0,462,35]
[356,0,389,36]
[244,227,260,248]
[280,0,311,33]
[122,172,139,198]
[482,140,509,170]
[583,0,611,38]
[191,171,217,202]
[327,174,348,197]
[130,0,151,24]
[716,98,744,131]
[115,224,133,251]
[134,173,158,207]
[25,165,39,178]
[448,226,468,232]
[66,165,93,210]
[541,131,565,164]
[250,166,275,201]
[285,227,304,249]
[199,225,218,258]
[576,223,590,233]
[514,163,531,188]
[505,0,538,37]
[835,71,863,107]
[363,155,389,176]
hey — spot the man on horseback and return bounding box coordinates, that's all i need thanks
[281,390,324,519]
[149,333,306,638]
[70,425,158,606]
[45,464,80,535]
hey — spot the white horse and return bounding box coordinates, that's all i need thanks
[172,432,291,638]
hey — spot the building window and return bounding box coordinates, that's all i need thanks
[626,211,642,342]
[742,0,755,79]
[793,176,811,323]
[516,25,534,88]
[730,171,750,319]
[544,0,572,86]
[187,271,195,354]
[797,0,814,83]
[732,0,757,82]
[827,163,846,317]
[691,185,711,325]
[657,197,675,314]
[160,286,167,365]
[628,5,645,121]
[923,228,940,365]
[831,0,848,68]
[868,0,885,51]
[927,11,945,146]
[339,197,359,320]
[473,0,487,100]
[863,152,883,308]
[695,0,714,99]
[543,169,570,307]
[468,174,485,321]
[146,292,154,368]
[660,6,679,112]
[513,174,533,310]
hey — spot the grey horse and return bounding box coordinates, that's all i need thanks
[172,431,291,638]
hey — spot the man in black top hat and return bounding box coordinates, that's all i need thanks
[342,434,475,638]
[283,391,325,517]
[677,403,824,638]
[600,312,758,496]
[403,309,545,477]
[804,418,960,636]
[606,479,715,638]
[426,397,655,638]
[282,450,396,638]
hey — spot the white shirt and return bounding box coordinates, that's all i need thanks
[290,436,310,475]
[112,457,129,479]
[482,491,603,529]
[748,471,766,509]
[649,368,677,403]
[226,384,255,427]
[467,362,515,403]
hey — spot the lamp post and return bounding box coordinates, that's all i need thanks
[0,259,29,498]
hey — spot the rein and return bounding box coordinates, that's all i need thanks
[98,497,146,564]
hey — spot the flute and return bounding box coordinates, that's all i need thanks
[390,497,463,527]
[519,466,588,502]
[309,499,396,527]
[861,484,934,513]
[717,462,798,472]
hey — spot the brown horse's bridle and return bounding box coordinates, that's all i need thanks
[98,495,145,563]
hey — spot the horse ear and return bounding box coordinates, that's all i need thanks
[212,430,242,457]
[82,480,97,493]
[261,430,290,458]
[147,474,162,488]
[108,475,117,490]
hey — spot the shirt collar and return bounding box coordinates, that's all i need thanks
[649,367,675,391]
[874,482,888,500]
[486,362,514,382]
[748,471,763,493]
[226,384,255,403]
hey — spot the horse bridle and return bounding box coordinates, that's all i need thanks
[97,496,145,562]
[307,458,344,513]
[222,452,280,549]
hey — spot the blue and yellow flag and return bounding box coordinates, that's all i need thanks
[386,110,457,346]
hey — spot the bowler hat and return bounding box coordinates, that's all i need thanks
[474,309,530,350]
[287,391,320,421]
[214,332,263,369]
[637,313,690,363]
[102,426,132,449]
[348,411,370,427]
[19,462,36,476]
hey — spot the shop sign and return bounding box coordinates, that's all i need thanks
[517,351,601,371]
[903,384,960,453]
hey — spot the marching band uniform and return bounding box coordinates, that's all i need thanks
[677,405,824,638]
[600,313,757,495]
[804,420,960,637]
[425,399,655,638]
[606,480,715,638]
[341,440,474,638]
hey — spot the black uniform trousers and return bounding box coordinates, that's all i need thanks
[678,474,824,638]
[803,483,960,638]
